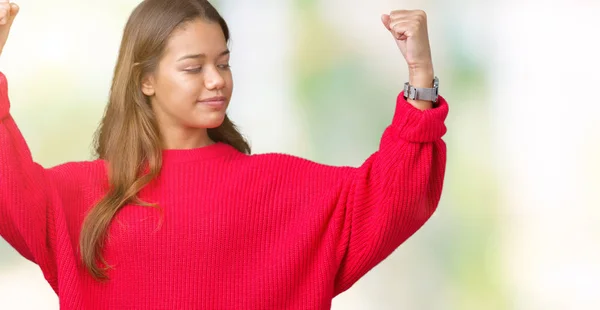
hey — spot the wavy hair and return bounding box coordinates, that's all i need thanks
[81,0,250,280]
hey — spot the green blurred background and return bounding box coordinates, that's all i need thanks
[1,0,599,309]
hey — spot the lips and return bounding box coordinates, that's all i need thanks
[197,96,227,107]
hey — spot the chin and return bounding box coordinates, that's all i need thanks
[195,113,226,129]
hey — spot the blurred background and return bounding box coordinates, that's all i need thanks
[1,0,599,309]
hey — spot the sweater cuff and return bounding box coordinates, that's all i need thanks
[0,72,9,120]
[390,91,448,143]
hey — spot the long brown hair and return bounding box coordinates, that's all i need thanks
[81,0,250,280]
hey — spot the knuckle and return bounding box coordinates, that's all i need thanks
[413,10,427,22]
[390,10,406,17]
[413,12,427,26]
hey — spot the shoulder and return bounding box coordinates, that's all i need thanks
[237,151,355,184]
[47,158,106,175]
[45,159,107,189]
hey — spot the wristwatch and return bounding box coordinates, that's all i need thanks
[403,76,439,103]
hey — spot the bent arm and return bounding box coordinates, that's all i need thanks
[0,72,57,284]
[333,93,448,294]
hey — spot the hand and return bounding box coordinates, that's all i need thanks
[0,0,19,56]
[381,10,434,87]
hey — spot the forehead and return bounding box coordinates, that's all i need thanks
[165,19,227,57]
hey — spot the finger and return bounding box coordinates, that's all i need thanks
[0,3,8,25]
[389,21,416,40]
[390,9,427,20]
[381,14,392,31]
[389,10,412,19]
[1,3,17,26]
[10,3,18,17]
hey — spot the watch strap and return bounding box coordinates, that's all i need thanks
[403,76,439,102]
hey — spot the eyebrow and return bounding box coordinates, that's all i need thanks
[177,50,230,62]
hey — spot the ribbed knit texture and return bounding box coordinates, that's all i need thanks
[0,71,448,310]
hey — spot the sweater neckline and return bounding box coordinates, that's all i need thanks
[161,142,238,164]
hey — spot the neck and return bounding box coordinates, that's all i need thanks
[160,126,214,150]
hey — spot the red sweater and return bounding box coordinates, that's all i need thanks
[0,72,448,310]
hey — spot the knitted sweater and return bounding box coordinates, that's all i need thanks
[0,72,448,309]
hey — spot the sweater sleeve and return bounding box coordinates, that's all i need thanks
[332,93,448,295]
[0,72,57,287]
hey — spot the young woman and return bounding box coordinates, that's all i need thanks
[0,0,448,309]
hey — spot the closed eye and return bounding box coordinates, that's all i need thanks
[184,64,230,73]
[184,67,202,73]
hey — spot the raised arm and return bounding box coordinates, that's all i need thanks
[0,2,58,288]
[332,92,447,294]
[333,9,448,294]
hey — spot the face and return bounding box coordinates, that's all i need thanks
[141,19,233,133]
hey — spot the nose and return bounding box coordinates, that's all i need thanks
[204,66,225,90]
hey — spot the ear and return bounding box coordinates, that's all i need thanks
[141,72,156,96]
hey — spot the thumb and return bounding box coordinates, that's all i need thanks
[9,3,19,23]
[381,14,392,31]
[0,2,19,25]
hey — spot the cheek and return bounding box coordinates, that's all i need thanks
[156,72,204,105]
[224,73,234,95]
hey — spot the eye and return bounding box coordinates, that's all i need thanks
[184,67,202,73]
[218,64,231,70]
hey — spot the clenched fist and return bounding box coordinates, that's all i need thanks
[381,10,434,89]
[0,0,19,56]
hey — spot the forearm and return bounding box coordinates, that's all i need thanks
[407,64,435,111]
